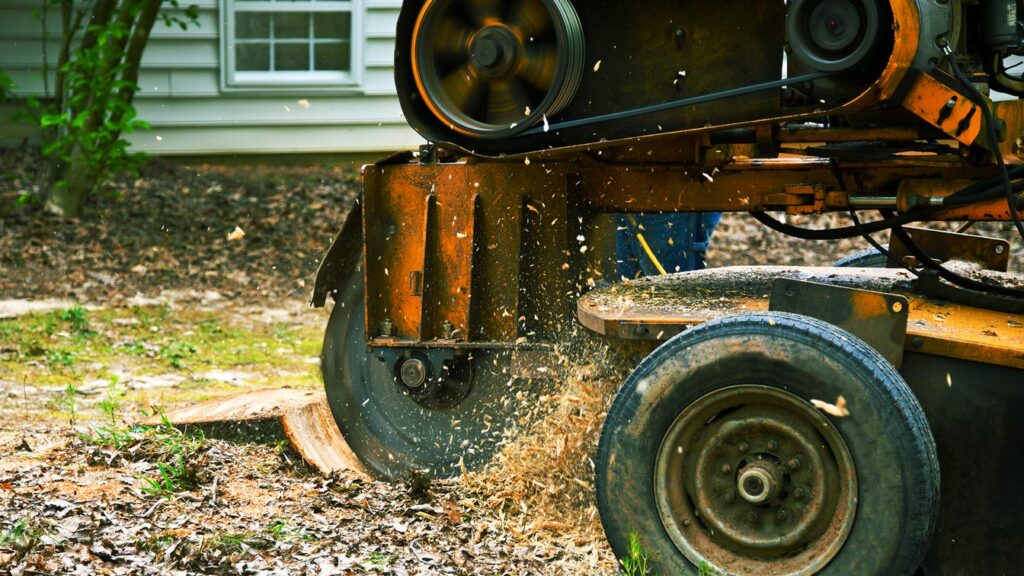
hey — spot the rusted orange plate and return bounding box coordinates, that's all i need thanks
[578,266,1024,370]
[146,389,368,478]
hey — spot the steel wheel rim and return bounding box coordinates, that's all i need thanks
[411,0,584,137]
[654,385,857,575]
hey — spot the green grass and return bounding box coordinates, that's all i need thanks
[0,304,324,426]
[80,414,207,497]
[0,517,45,557]
[619,531,649,576]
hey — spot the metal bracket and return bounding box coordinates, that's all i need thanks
[769,278,909,368]
[888,226,1010,271]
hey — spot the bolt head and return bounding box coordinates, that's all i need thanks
[746,511,758,523]
[737,442,750,453]
[792,487,806,500]
[776,508,788,521]
[720,464,732,475]
[767,440,778,451]
[787,458,801,471]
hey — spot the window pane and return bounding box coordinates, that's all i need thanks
[314,43,350,71]
[275,43,310,70]
[275,13,309,39]
[237,43,270,71]
[236,13,269,39]
[314,12,350,39]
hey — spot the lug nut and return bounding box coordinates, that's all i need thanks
[776,509,788,521]
[747,511,758,523]
[738,442,750,453]
[720,464,732,475]
[767,440,778,451]
[792,487,806,500]
[787,458,801,471]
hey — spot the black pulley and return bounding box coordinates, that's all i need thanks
[786,0,884,72]
[411,0,585,138]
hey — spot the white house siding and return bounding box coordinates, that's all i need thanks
[0,0,424,154]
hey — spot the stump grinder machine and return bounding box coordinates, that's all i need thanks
[311,0,1024,573]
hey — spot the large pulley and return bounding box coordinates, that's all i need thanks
[786,0,885,73]
[411,0,585,138]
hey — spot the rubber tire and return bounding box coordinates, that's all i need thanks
[596,312,939,576]
[321,260,541,479]
[834,248,888,268]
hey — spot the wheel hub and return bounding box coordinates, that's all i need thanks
[470,26,519,76]
[737,461,782,505]
[655,386,857,575]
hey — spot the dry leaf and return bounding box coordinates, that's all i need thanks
[443,500,462,525]
[810,396,850,417]
[227,226,246,241]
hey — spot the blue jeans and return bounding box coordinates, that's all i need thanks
[615,212,722,279]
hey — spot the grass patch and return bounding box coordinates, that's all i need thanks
[80,414,207,497]
[0,304,324,426]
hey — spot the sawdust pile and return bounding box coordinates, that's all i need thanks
[463,333,644,539]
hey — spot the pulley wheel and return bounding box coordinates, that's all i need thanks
[321,260,544,479]
[786,0,883,72]
[411,0,585,138]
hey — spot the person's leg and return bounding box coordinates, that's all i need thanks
[615,212,721,278]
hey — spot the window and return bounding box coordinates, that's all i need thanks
[223,0,360,88]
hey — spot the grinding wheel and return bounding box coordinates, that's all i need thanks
[321,260,544,479]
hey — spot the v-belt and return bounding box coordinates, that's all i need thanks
[523,71,832,135]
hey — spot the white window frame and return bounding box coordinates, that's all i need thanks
[220,0,364,92]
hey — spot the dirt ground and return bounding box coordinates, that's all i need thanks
[2,148,1023,575]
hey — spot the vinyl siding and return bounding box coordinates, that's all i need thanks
[0,0,423,154]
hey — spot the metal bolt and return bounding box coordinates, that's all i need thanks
[787,458,801,471]
[737,441,750,454]
[441,320,455,339]
[996,245,1006,255]
[720,464,732,475]
[792,487,806,500]
[891,301,904,314]
[379,318,394,337]
[911,336,924,349]
[776,508,788,521]
[673,28,686,48]
[747,511,758,523]
[767,440,778,451]
[683,519,692,527]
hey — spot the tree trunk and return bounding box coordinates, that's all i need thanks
[46,151,96,217]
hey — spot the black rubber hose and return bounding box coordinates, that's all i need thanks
[944,47,1024,243]
[750,210,924,240]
